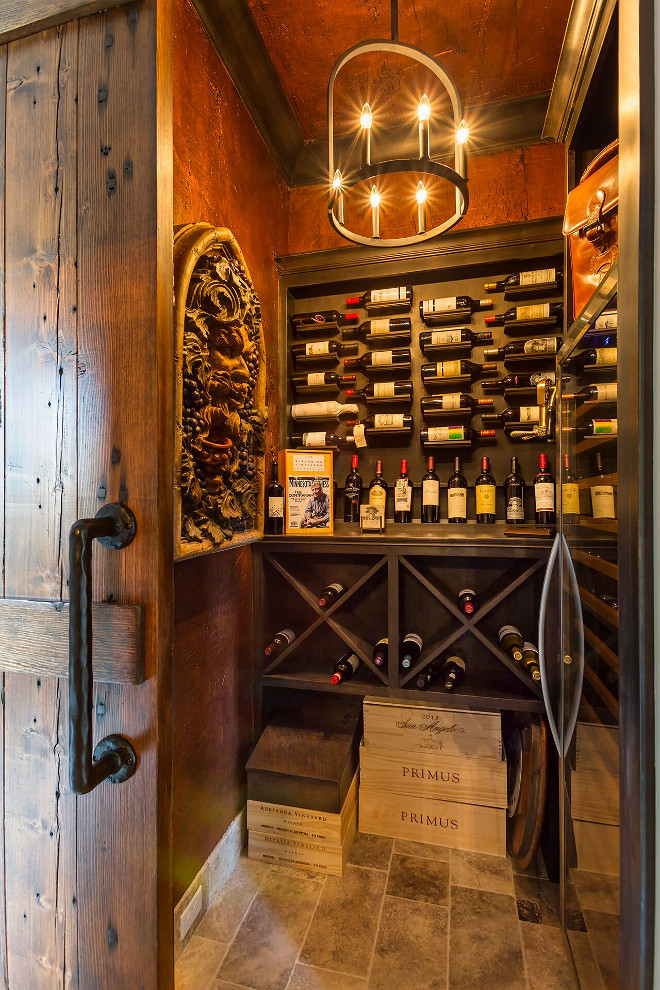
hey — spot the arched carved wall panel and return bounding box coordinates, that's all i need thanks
[173,223,266,558]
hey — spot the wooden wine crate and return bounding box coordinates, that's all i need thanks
[358,784,507,857]
[575,722,619,776]
[247,772,358,847]
[248,807,357,876]
[572,819,620,875]
[362,697,503,761]
[359,744,507,808]
[571,768,619,826]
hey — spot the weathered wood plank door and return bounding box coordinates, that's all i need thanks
[0,1,173,986]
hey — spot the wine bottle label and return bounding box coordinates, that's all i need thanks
[430,329,463,345]
[530,371,556,385]
[516,304,550,320]
[435,361,462,377]
[303,432,327,446]
[369,484,386,508]
[344,484,361,501]
[445,656,466,671]
[476,483,496,514]
[523,336,558,354]
[278,629,295,644]
[534,482,555,510]
[353,424,367,448]
[506,497,524,521]
[427,426,465,441]
[374,413,405,429]
[341,653,359,672]
[590,485,616,518]
[562,483,580,514]
[369,318,392,335]
[520,268,556,286]
[594,311,618,330]
[447,489,467,518]
[292,401,337,419]
[459,588,475,595]
[591,418,617,435]
[422,479,440,505]
[499,624,522,638]
[441,393,462,409]
[423,297,458,314]
[372,350,394,366]
[306,373,326,386]
[373,382,397,398]
[268,496,284,518]
[594,347,617,366]
[375,637,388,646]
[327,583,343,594]
[370,287,406,303]
[305,341,330,355]
[594,383,617,401]
[403,633,423,648]
[519,406,540,422]
[395,478,413,511]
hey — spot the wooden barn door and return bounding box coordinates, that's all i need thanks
[0,2,173,988]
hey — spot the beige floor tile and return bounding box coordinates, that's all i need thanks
[450,849,513,895]
[448,886,526,990]
[567,930,605,989]
[197,859,269,943]
[582,910,619,990]
[571,870,620,916]
[288,963,368,989]
[369,895,448,990]
[386,853,449,905]
[521,922,575,990]
[348,830,392,871]
[392,838,451,862]
[175,935,228,990]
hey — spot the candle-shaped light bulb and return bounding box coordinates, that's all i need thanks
[370,185,380,238]
[456,119,470,145]
[332,169,344,225]
[332,169,342,191]
[360,102,372,167]
[418,95,431,158]
[416,181,427,234]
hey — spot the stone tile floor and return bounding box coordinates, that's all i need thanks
[175,833,619,990]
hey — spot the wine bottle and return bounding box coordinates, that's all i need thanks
[400,632,423,670]
[482,337,561,361]
[484,268,563,295]
[291,340,359,366]
[290,372,357,395]
[343,349,411,376]
[318,582,345,608]
[330,652,360,684]
[420,295,493,326]
[421,456,440,523]
[475,455,496,524]
[346,285,413,312]
[443,655,466,692]
[420,426,496,448]
[290,431,354,451]
[564,382,617,403]
[368,460,388,515]
[485,302,563,332]
[521,643,541,682]
[342,317,412,344]
[291,310,359,335]
[562,454,580,522]
[447,457,468,523]
[415,656,443,690]
[575,347,618,370]
[534,452,556,524]
[482,406,541,427]
[590,452,616,519]
[394,459,413,523]
[499,624,524,662]
[421,394,494,417]
[458,589,477,615]
[347,413,413,431]
[482,371,556,394]
[372,637,388,668]
[593,310,617,330]
[264,459,284,535]
[343,454,363,523]
[421,360,498,385]
[290,400,359,421]
[346,380,413,405]
[582,418,618,437]
[419,327,493,354]
[264,628,296,657]
[504,456,525,524]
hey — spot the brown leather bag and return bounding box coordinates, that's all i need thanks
[563,139,618,319]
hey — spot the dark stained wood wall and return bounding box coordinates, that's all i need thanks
[0,2,173,986]
[172,0,287,902]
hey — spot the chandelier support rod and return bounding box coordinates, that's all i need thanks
[391,0,398,41]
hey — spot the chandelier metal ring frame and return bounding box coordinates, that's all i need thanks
[327,39,469,248]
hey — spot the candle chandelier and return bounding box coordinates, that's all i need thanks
[327,0,470,248]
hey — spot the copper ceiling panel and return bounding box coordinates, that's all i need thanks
[245,0,573,141]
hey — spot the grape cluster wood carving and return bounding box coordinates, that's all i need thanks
[174,224,266,557]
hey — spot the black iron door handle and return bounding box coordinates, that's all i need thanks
[69,503,138,795]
